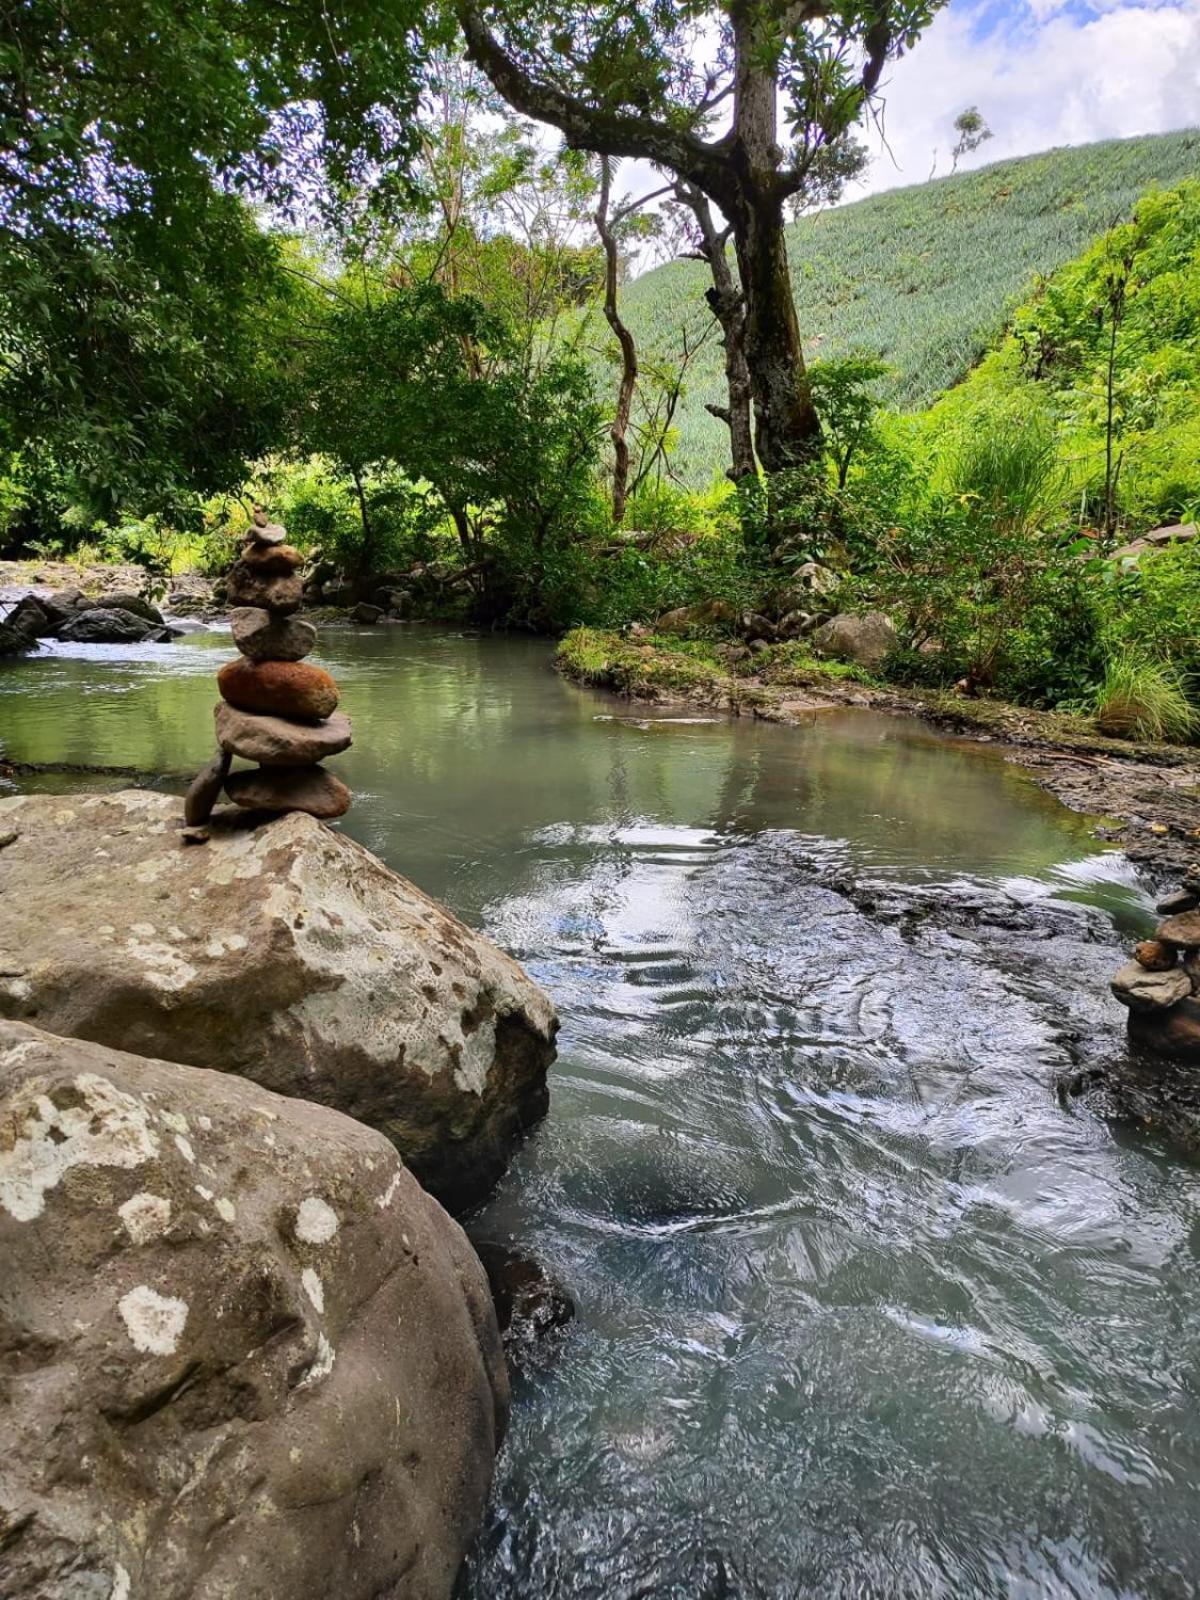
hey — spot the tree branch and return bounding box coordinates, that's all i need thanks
[456,3,738,207]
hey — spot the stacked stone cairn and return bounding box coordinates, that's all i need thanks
[184,508,352,826]
[1110,863,1200,1061]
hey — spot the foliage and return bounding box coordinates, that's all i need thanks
[288,274,606,623]
[847,407,1106,705]
[935,177,1200,532]
[0,0,438,525]
[604,129,1200,483]
[1094,652,1196,743]
[808,354,891,487]
[1102,542,1200,682]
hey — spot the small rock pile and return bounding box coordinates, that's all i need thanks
[185,508,352,825]
[1111,865,1200,1060]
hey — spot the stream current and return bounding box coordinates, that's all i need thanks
[2,627,1197,1600]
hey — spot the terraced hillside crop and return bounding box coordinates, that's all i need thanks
[594,129,1200,483]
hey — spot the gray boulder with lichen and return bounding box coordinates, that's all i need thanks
[0,791,558,1210]
[0,1018,508,1600]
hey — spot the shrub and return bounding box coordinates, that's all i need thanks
[1094,651,1195,742]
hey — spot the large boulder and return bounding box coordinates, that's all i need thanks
[58,607,157,644]
[811,610,898,670]
[4,594,57,638]
[654,598,737,634]
[0,792,558,1209]
[0,1019,507,1600]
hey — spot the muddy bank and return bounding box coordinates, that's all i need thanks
[557,630,1200,887]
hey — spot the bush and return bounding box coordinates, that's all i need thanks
[1102,541,1200,682]
[1094,651,1195,742]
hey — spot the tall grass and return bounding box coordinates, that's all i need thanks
[1094,651,1196,743]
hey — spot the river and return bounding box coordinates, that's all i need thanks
[3,626,1197,1600]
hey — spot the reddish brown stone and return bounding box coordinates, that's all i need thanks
[218,657,339,720]
[240,542,305,575]
[225,562,303,614]
[224,764,351,818]
[1134,939,1177,972]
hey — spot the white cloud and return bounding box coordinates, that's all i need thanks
[853,0,1200,198]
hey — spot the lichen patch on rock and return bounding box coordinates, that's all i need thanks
[117,1284,189,1356]
[0,1069,158,1222]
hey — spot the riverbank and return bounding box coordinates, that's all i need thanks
[557,627,1200,886]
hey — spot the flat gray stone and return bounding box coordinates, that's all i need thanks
[1155,910,1200,949]
[215,702,352,766]
[224,763,352,819]
[230,606,316,662]
[247,520,287,546]
[1111,960,1192,1011]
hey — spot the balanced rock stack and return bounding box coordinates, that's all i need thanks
[1111,863,1200,1061]
[184,508,352,825]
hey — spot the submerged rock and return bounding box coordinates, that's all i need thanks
[0,791,558,1210]
[1128,998,1200,1063]
[0,1019,507,1600]
[473,1241,574,1373]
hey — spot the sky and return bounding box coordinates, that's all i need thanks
[850,0,1200,198]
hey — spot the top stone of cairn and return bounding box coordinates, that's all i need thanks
[249,505,287,547]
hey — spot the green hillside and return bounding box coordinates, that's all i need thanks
[601,129,1200,484]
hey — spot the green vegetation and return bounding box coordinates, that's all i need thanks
[1094,653,1196,743]
[609,130,1200,484]
[1,0,1198,749]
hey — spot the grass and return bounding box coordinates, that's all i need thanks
[1094,653,1197,743]
[587,129,1200,484]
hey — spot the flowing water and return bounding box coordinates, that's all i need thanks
[3,627,1197,1600]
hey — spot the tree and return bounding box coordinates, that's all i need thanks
[593,159,676,520]
[0,0,435,517]
[951,106,993,173]
[669,182,757,482]
[808,354,890,487]
[457,0,943,477]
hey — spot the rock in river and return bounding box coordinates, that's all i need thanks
[224,763,352,819]
[58,607,158,644]
[1154,909,1200,948]
[230,605,317,663]
[1110,959,1192,1011]
[215,702,353,767]
[218,656,339,720]
[0,791,559,1209]
[0,1019,507,1600]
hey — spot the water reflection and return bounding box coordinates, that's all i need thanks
[4,628,1195,1599]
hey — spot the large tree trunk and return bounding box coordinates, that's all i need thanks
[727,17,822,475]
[732,195,821,473]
